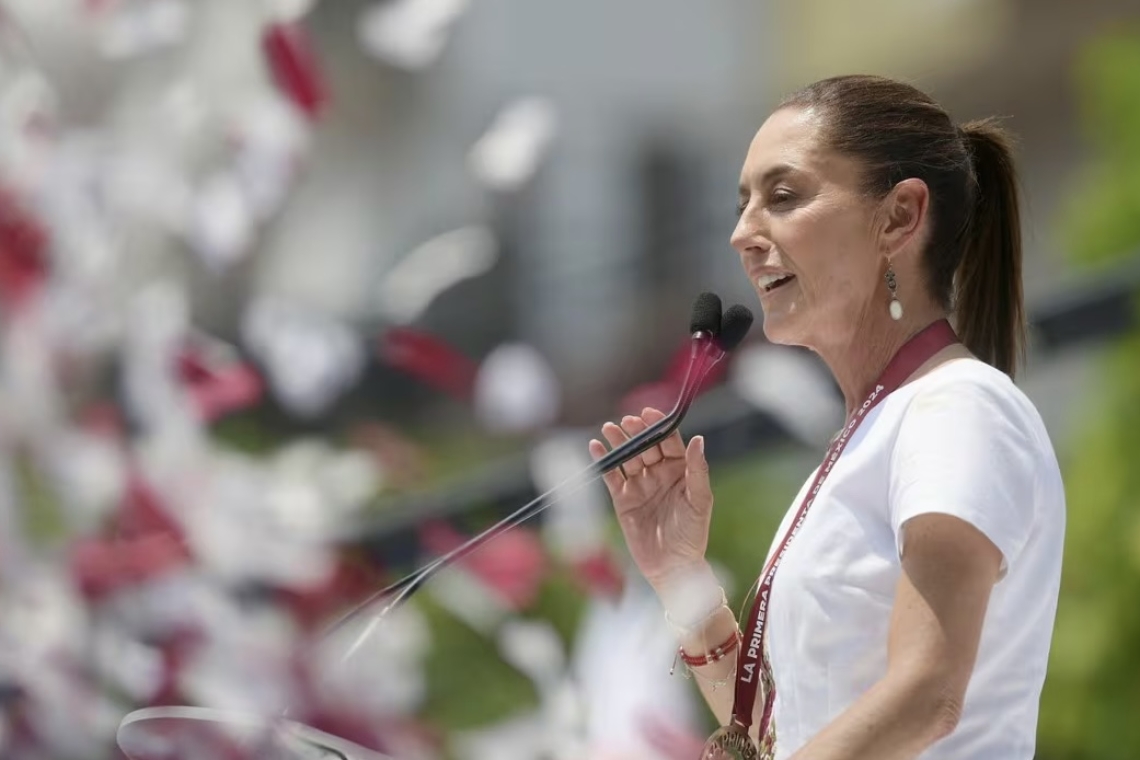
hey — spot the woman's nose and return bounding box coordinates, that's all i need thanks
[731,210,770,255]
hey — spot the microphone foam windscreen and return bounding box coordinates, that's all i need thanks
[690,292,723,335]
[717,305,755,351]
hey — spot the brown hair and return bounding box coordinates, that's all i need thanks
[780,75,1026,377]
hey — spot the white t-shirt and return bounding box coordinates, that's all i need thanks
[762,358,1065,760]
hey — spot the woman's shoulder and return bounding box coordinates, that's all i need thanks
[896,357,1051,447]
[910,356,1017,393]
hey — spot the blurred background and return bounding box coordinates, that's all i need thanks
[0,0,1138,758]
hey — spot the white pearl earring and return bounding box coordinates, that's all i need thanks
[885,265,903,321]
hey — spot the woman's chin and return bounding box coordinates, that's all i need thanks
[760,311,799,345]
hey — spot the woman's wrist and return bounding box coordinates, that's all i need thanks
[653,560,726,631]
[655,563,741,691]
[671,605,741,692]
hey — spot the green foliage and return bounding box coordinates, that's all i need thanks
[1061,26,1140,269]
[13,451,66,547]
[1036,25,1140,760]
[417,594,541,731]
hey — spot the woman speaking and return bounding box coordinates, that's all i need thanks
[589,75,1066,760]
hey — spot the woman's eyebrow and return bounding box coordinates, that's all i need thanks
[739,163,797,196]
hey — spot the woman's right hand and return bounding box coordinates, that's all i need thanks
[588,407,716,592]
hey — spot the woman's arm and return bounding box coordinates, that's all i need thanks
[786,512,1003,760]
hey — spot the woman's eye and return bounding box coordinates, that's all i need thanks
[771,188,796,205]
[735,198,749,217]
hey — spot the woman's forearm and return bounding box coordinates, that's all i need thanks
[786,671,960,760]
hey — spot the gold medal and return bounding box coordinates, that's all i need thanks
[700,724,759,760]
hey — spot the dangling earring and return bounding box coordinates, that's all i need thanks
[885,264,903,321]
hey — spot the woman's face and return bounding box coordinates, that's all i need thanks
[731,107,886,349]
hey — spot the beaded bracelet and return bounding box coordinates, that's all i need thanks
[669,629,742,691]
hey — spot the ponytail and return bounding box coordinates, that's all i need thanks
[954,118,1026,378]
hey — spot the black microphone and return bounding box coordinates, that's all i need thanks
[323,295,754,641]
[720,304,756,353]
[690,290,723,337]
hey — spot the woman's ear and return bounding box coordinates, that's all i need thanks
[878,177,930,259]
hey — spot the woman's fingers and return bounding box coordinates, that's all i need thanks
[599,408,681,480]
[589,438,626,494]
[642,407,686,459]
[620,415,665,470]
[601,421,639,476]
[684,435,714,513]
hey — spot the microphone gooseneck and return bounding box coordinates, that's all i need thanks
[116,298,757,759]
[324,297,755,651]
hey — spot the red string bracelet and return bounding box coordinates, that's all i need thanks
[678,629,743,667]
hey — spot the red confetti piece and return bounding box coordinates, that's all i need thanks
[191,364,263,421]
[70,474,192,600]
[378,327,479,402]
[177,344,265,422]
[570,548,625,600]
[0,189,49,311]
[639,712,707,760]
[276,553,385,631]
[77,402,127,441]
[262,22,327,120]
[118,473,184,541]
[70,532,191,600]
[419,521,549,610]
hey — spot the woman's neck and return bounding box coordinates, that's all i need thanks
[816,302,949,418]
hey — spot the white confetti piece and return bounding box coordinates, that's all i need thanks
[469,98,558,192]
[375,225,498,324]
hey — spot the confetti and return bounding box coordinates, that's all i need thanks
[375,226,498,325]
[468,98,558,192]
[95,0,189,60]
[243,297,366,418]
[357,0,469,71]
[473,342,561,434]
[262,21,327,120]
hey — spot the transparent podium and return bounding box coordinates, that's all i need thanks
[117,706,395,760]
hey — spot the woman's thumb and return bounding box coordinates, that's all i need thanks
[684,436,713,509]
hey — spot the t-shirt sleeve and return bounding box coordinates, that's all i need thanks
[888,377,1038,580]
